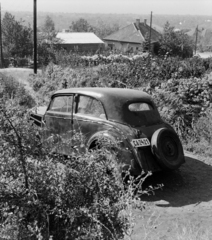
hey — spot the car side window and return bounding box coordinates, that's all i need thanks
[76,95,106,119]
[49,96,73,113]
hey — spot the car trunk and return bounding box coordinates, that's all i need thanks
[128,111,167,172]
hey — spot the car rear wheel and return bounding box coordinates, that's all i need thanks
[151,128,185,170]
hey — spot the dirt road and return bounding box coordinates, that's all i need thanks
[0,67,41,92]
[132,152,212,239]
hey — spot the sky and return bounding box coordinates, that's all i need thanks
[0,0,211,15]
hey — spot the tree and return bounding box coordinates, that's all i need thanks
[142,32,150,52]
[159,22,193,58]
[94,20,119,38]
[41,15,55,39]
[2,12,33,58]
[69,18,95,32]
[37,16,59,66]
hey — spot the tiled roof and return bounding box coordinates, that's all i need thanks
[135,22,161,42]
[56,32,104,44]
[103,24,144,43]
[103,21,161,44]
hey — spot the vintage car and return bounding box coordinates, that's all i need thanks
[30,88,185,176]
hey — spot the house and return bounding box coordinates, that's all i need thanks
[56,32,104,52]
[103,19,161,53]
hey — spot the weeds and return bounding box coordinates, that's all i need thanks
[0,102,151,239]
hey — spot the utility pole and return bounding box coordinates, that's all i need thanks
[195,25,198,55]
[33,0,37,73]
[0,3,4,68]
[149,11,153,53]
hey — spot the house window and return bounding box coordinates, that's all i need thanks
[108,43,114,50]
[74,45,79,51]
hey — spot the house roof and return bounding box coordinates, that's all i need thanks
[56,32,104,44]
[103,21,161,44]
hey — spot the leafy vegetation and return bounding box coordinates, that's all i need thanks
[158,22,193,58]
[1,10,212,239]
[0,75,148,239]
[2,12,33,59]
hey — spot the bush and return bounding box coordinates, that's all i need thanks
[0,103,145,240]
[16,57,29,67]
[0,74,36,108]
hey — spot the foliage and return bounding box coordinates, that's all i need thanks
[28,63,98,103]
[69,18,95,32]
[0,74,36,108]
[0,100,145,240]
[41,15,55,35]
[184,106,212,157]
[142,32,150,52]
[37,16,61,67]
[2,12,33,58]
[94,20,119,38]
[31,50,212,96]
[69,18,119,38]
[159,22,193,58]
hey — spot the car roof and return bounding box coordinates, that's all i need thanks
[53,88,159,126]
[54,87,151,101]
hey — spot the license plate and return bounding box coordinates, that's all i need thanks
[131,138,150,148]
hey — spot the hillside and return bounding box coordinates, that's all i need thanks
[3,11,212,32]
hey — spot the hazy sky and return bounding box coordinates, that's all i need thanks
[0,0,211,15]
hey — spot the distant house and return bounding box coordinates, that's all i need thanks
[56,32,104,52]
[103,19,161,53]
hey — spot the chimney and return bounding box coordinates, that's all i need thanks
[135,19,140,28]
[144,19,147,26]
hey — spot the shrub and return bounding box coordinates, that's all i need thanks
[0,103,145,240]
[16,57,29,67]
[158,22,194,58]
[0,73,36,108]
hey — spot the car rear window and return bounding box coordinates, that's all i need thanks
[123,101,161,127]
[128,103,153,112]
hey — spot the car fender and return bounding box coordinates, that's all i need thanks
[87,130,119,149]
[87,130,140,173]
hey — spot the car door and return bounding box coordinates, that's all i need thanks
[43,94,74,154]
[73,94,108,148]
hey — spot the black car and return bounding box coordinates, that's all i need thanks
[30,88,185,176]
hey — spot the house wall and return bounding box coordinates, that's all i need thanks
[57,43,104,53]
[105,40,160,54]
[104,40,143,52]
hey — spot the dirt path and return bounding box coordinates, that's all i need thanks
[132,152,212,239]
[0,67,41,93]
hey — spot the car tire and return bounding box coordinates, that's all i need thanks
[151,128,185,170]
